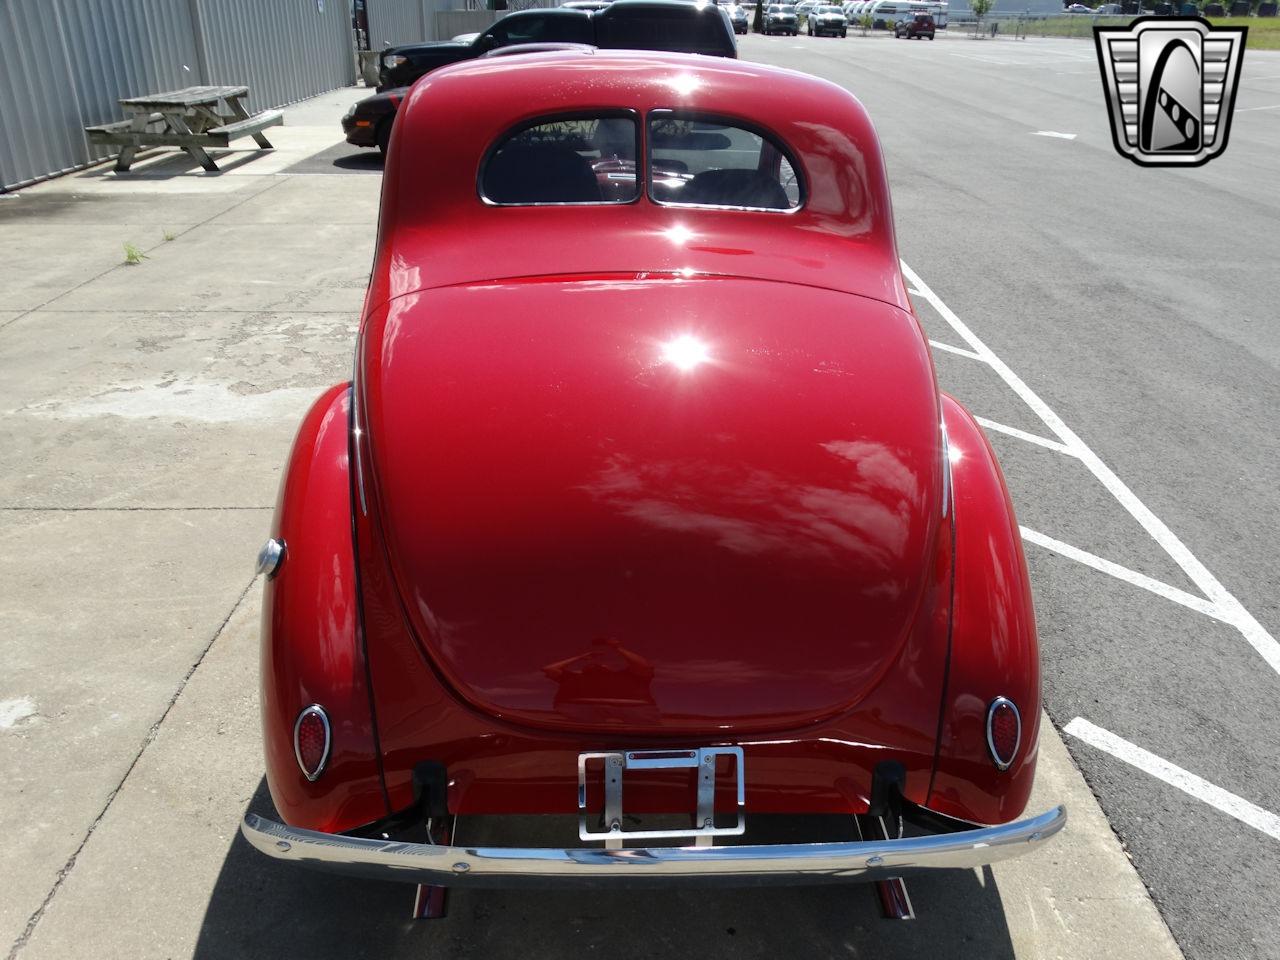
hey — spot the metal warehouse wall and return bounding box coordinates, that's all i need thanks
[192,0,354,112]
[363,0,478,49]
[0,0,357,191]
[365,0,430,47]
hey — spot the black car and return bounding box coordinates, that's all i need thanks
[349,44,598,154]
[763,3,800,34]
[378,1,735,89]
[341,87,406,153]
[725,3,750,33]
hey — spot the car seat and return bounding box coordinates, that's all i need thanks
[484,142,602,203]
[679,168,791,209]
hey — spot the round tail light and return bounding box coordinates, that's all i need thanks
[986,697,1021,771]
[294,705,331,781]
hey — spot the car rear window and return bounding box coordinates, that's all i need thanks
[648,115,802,211]
[481,115,640,205]
[596,9,730,56]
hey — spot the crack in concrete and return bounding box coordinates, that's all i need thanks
[0,177,288,337]
[5,575,258,960]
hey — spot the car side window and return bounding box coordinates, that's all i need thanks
[481,115,640,205]
[648,115,802,211]
[486,14,592,46]
[486,15,541,45]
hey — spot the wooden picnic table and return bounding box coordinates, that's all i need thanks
[85,85,283,173]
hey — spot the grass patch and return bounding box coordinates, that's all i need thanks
[122,241,148,265]
[1205,16,1280,49]
[1002,14,1280,48]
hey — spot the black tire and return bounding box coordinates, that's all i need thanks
[375,118,392,156]
[841,28,847,36]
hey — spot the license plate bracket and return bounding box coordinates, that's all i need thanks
[577,746,745,848]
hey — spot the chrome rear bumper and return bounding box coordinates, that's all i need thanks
[241,805,1066,889]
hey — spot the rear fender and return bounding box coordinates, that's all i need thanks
[260,383,390,833]
[928,394,1040,824]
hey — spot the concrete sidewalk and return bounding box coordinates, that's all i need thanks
[0,86,1181,960]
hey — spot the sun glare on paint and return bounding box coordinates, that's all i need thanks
[661,335,711,372]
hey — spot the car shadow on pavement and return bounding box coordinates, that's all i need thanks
[280,145,384,175]
[193,780,1016,959]
[331,152,385,171]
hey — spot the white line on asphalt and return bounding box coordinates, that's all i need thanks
[1236,103,1280,112]
[900,260,1280,676]
[928,338,986,362]
[976,417,1077,456]
[1064,718,1280,843]
[1032,131,1078,139]
[1020,526,1226,621]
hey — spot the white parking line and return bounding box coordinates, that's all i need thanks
[1020,526,1224,621]
[1065,718,1280,843]
[902,260,1280,677]
[928,338,986,361]
[1032,131,1078,139]
[975,417,1077,456]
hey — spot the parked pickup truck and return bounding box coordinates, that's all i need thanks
[378,0,736,89]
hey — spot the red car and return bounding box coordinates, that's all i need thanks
[895,12,936,38]
[242,51,1064,919]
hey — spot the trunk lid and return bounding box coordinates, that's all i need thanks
[361,276,943,734]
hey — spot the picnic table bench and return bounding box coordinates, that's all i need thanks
[84,85,283,173]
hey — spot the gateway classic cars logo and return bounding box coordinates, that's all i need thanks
[1094,17,1247,167]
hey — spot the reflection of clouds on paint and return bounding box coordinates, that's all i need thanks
[791,120,874,237]
[580,440,920,579]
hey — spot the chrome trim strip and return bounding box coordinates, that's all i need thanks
[986,696,1022,772]
[293,704,332,782]
[940,418,951,519]
[240,804,1065,889]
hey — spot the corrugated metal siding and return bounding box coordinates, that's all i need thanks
[365,0,548,48]
[435,10,501,41]
[0,2,94,189]
[57,0,202,164]
[0,0,358,191]
[365,0,427,48]
[193,0,355,112]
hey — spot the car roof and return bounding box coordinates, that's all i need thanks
[503,6,591,17]
[481,42,598,57]
[597,0,723,14]
[371,53,903,313]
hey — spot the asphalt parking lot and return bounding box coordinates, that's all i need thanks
[0,29,1276,960]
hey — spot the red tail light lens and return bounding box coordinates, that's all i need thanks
[986,697,1021,771]
[294,705,331,781]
